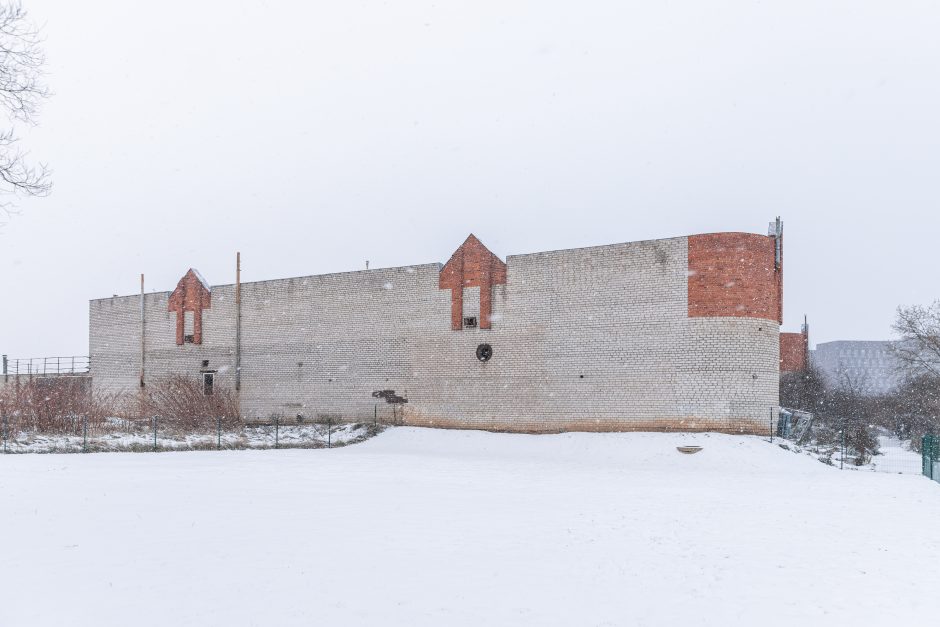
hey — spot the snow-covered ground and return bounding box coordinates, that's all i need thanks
[865,435,923,474]
[2,428,940,626]
[0,422,374,453]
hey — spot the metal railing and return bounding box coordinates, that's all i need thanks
[2,355,90,377]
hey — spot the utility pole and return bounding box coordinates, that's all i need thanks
[140,274,146,388]
[235,252,242,392]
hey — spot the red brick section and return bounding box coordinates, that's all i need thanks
[168,269,211,345]
[439,235,507,330]
[687,233,782,323]
[780,331,808,373]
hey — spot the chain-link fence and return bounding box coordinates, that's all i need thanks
[775,407,923,474]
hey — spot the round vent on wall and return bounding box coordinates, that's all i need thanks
[476,343,493,362]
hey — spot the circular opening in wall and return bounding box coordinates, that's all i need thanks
[579,375,585,379]
[476,343,493,362]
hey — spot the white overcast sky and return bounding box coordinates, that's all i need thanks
[0,0,938,358]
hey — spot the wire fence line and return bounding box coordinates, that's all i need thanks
[0,413,386,454]
[774,407,923,475]
[0,372,932,471]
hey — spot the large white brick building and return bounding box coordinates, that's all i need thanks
[90,226,786,433]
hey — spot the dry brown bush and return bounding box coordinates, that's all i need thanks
[136,375,241,432]
[0,377,118,435]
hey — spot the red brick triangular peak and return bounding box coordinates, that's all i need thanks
[439,235,507,330]
[168,269,211,345]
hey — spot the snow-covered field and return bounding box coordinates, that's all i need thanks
[2,427,940,626]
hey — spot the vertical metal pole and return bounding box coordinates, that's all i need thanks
[840,427,845,470]
[217,415,222,450]
[275,415,279,449]
[374,404,377,428]
[140,273,146,388]
[328,418,332,449]
[82,415,87,453]
[153,416,158,452]
[235,252,242,393]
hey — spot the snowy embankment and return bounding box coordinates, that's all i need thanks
[779,432,923,474]
[0,422,374,453]
[2,428,940,626]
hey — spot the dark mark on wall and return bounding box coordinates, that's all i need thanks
[372,389,408,404]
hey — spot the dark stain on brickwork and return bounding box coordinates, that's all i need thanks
[401,407,769,436]
[372,389,408,404]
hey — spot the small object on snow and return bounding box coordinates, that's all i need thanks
[676,446,703,454]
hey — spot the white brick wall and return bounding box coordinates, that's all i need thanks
[89,236,780,433]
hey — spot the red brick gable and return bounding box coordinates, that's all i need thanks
[168,269,211,345]
[439,235,507,330]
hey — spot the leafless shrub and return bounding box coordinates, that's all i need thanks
[779,362,881,463]
[137,375,241,432]
[0,377,117,435]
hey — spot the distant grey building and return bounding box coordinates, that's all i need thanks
[811,341,901,395]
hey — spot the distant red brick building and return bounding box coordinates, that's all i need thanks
[780,323,809,373]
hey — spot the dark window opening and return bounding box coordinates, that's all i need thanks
[184,334,195,344]
[476,343,493,362]
[201,360,209,368]
[463,316,478,328]
[203,373,214,396]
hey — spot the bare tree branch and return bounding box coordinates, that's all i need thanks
[0,2,51,213]
[892,302,940,378]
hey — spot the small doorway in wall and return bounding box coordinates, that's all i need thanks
[203,372,215,396]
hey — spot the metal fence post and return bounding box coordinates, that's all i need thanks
[328,417,332,449]
[840,427,845,470]
[217,415,222,450]
[374,404,377,428]
[923,435,931,478]
[153,416,158,452]
[275,415,279,449]
[82,415,88,453]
